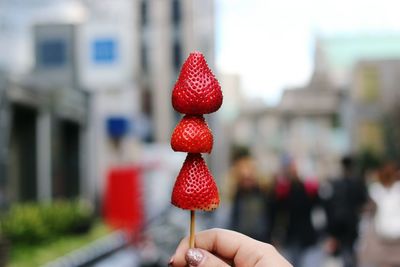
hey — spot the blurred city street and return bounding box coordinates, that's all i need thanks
[93,248,139,267]
[1,0,400,267]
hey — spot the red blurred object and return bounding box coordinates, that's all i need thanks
[103,166,143,234]
[304,178,319,198]
[275,177,291,200]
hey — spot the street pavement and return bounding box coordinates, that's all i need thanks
[93,248,139,267]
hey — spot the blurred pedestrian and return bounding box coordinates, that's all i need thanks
[230,155,272,242]
[359,160,400,267]
[320,155,367,267]
[272,158,322,267]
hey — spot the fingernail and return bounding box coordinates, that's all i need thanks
[168,256,174,266]
[185,248,204,266]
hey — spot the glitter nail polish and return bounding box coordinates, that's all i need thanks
[185,248,204,266]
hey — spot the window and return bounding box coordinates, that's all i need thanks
[38,39,66,67]
[359,122,384,153]
[141,0,148,26]
[173,40,182,71]
[92,39,117,64]
[172,0,181,26]
[141,43,148,73]
[359,65,380,102]
[106,117,129,139]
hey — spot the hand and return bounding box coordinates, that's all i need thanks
[169,228,292,267]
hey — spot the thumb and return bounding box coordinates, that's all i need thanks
[185,248,230,267]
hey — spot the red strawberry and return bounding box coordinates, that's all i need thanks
[171,115,213,153]
[172,51,223,115]
[171,153,219,211]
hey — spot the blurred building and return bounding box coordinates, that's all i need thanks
[78,0,141,198]
[0,0,137,205]
[348,59,400,158]
[87,0,217,192]
[0,0,217,207]
[138,0,215,142]
[316,34,400,158]
[218,74,242,123]
[231,34,400,179]
[213,73,243,180]
[315,34,400,88]
[231,71,343,180]
[0,22,89,204]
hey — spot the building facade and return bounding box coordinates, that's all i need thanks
[0,0,217,207]
[231,73,344,180]
[316,35,400,158]
[0,22,89,205]
[138,0,215,142]
[348,59,400,158]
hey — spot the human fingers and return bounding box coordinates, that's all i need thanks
[172,228,241,266]
[182,248,230,267]
[170,228,292,267]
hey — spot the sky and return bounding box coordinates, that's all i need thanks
[216,0,400,104]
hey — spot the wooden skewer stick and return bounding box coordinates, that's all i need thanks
[189,210,195,248]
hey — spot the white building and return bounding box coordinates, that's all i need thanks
[138,0,215,143]
[0,0,217,206]
[0,0,140,205]
[231,74,344,180]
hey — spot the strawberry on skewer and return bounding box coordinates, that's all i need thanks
[172,51,223,115]
[170,51,223,249]
[171,115,213,154]
[171,153,219,211]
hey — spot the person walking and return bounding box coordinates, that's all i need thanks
[321,156,367,267]
[359,161,400,267]
[230,156,272,243]
[272,159,321,267]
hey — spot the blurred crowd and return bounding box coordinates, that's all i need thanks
[218,147,400,267]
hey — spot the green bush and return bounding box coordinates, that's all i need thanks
[1,200,94,244]
[41,200,92,235]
